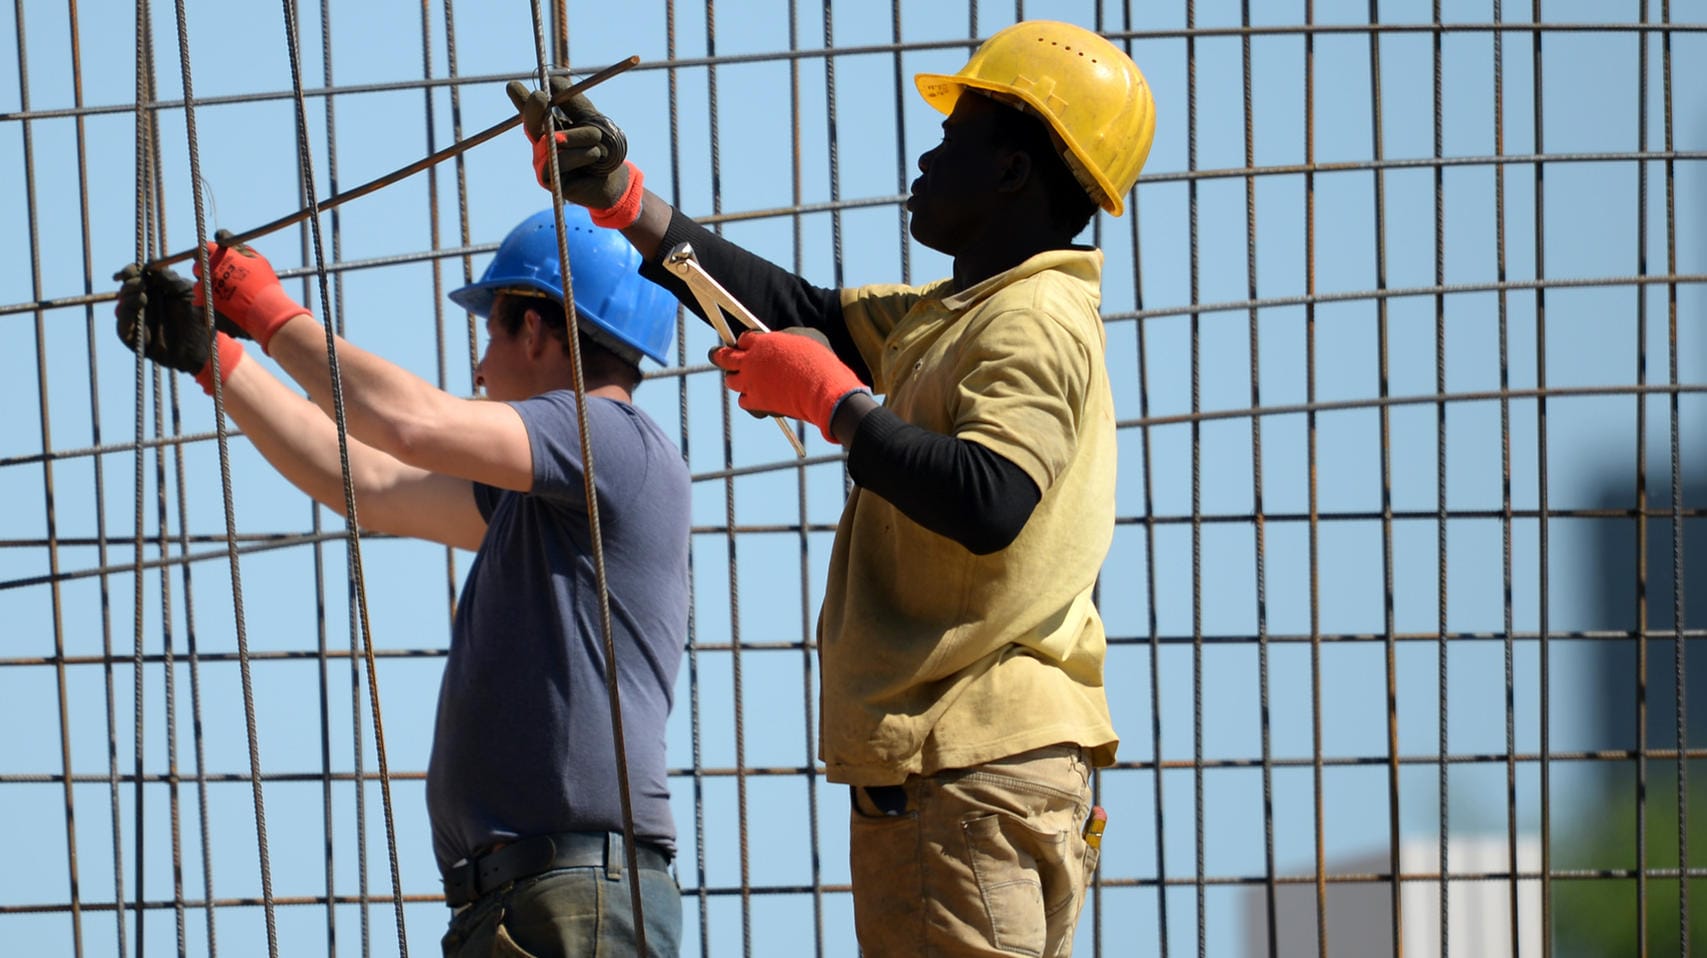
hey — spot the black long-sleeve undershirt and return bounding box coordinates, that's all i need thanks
[639,209,1041,554]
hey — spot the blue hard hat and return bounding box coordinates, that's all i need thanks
[448,206,676,365]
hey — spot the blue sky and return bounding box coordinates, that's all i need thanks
[3,1,1707,955]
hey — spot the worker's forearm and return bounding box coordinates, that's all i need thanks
[263,315,449,459]
[218,357,395,517]
[633,205,871,381]
[617,189,675,260]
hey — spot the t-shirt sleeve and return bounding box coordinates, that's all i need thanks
[951,308,1093,495]
[498,391,655,510]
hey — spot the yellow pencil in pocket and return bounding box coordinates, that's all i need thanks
[1083,805,1108,850]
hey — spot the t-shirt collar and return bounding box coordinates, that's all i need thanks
[938,246,1104,312]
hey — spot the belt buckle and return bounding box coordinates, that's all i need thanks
[443,861,477,909]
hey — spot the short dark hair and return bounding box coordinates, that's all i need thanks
[987,101,1099,237]
[494,292,644,393]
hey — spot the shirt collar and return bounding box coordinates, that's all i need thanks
[938,246,1103,312]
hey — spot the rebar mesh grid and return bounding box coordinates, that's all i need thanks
[3,1,1706,955]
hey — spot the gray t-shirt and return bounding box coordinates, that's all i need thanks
[426,390,689,874]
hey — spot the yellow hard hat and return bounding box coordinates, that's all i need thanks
[915,20,1156,216]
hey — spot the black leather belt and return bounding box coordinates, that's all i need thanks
[443,832,672,908]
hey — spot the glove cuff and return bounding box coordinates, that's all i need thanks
[589,162,645,229]
[195,333,246,395]
[248,285,310,354]
[823,387,874,444]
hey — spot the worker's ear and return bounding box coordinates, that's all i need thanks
[994,146,1032,195]
[521,308,552,359]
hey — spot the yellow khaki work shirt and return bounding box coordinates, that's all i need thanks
[823,247,1119,786]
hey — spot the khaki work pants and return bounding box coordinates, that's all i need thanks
[849,744,1099,958]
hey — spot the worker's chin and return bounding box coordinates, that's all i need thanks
[906,211,951,255]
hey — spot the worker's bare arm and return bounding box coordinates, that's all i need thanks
[264,317,536,494]
[219,358,488,551]
[617,189,674,261]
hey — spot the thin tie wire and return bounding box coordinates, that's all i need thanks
[1432,1,1451,952]
[1238,4,1278,955]
[1527,3,1555,951]
[170,0,281,950]
[527,6,650,948]
[275,0,412,951]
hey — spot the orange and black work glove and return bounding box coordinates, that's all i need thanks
[191,231,310,353]
[710,330,871,444]
[504,79,643,225]
[113,263,246,394]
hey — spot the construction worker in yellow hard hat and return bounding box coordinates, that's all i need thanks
[513,17,1153,957]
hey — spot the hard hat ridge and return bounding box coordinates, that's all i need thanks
[448,206,676,366]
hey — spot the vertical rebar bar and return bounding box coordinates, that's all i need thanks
[1240,3,1278,955]
[1527,3,1554,950]
[1432,3,1451,952]
[1304,3,1330,954]
[1663,3,1686,952]
[1493,4,1522,956]
[1636,3,1654,954]
[1365,4,1404,953]
[1184,2,1206,954]
[796,2,827,953]
[170,0,281,946]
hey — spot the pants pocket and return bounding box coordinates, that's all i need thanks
[850,805,924,956]
[963,812,1051,957]
[492,920,543,958]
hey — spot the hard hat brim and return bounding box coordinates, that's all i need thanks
[446,279,503,319]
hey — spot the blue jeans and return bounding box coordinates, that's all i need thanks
[440,861,682,957]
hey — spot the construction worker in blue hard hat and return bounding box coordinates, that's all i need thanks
[111,204,690,956]
[513,18,1151,957]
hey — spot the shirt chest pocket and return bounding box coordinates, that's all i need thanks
[881,319,962,432]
